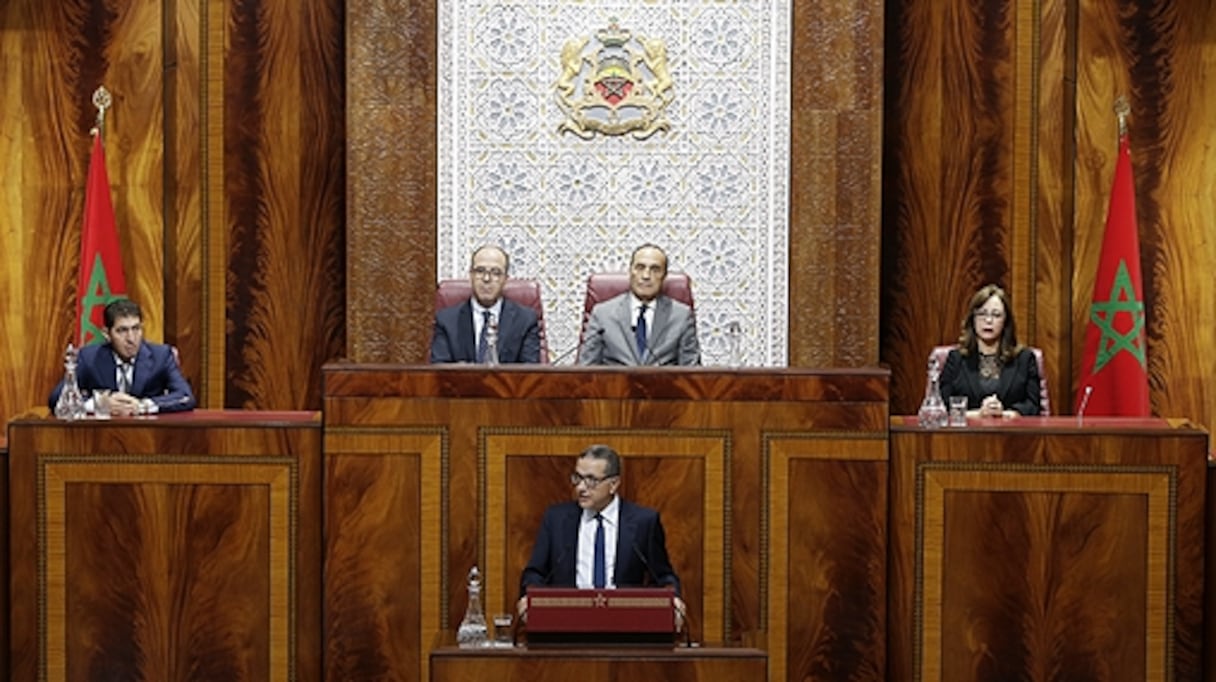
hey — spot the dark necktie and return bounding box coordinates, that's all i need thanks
[635,303,648,360]
[477,311,491,363]
[593,514,606,588]
[117,362,132,393]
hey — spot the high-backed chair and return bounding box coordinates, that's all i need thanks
[576,272,694,353]
[929,345,1050,416]
[435,278,551,363]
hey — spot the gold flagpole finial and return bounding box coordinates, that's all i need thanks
[91,86,112,138]
[1113,95,1130,138]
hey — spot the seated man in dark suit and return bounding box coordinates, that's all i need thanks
[48,299,196,416]
[517,444,686,625]
[578,243,700,366]
[429,245,541,364]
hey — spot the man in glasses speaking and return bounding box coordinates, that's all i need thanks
[430,245,541,364]
[517,444,685,623]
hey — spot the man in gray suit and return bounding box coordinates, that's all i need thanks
[578,243,701,366]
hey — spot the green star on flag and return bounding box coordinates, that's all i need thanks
[1088,260,1146,374]
[76,131,127,346]
[1075,131,1150,416]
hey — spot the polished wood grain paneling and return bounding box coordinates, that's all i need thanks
[882,0,1216,439]
[223,0,346,410]
[881,0,1040,412]
[430,645,768,682]
[8,411,322,681]
[1071,0,1216,431]
[788,0,885,367]
[324,429,444,682]
[325,365,889,682]
[345,0,437,363]
[0,0,344,426]
[0,0,165,428]
[889,417,1208,681]
[766,436,887,681]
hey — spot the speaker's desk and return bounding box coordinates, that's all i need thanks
[7,410,322,682]
[430,642,767,681]
[324,364,889,682]
[889,415,1208,682]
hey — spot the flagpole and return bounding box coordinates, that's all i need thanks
[91,85,111,140]
[1113,95,1129,139]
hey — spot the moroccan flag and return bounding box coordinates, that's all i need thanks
[1074,132,1150,416]
[75,132,127,346]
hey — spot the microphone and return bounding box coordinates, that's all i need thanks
[548,345,581,365]
[1076,385,1094,426]
[631,542,692,646]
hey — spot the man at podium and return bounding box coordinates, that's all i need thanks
[517,444,686,622]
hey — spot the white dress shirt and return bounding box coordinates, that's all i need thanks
[576,496,619,589]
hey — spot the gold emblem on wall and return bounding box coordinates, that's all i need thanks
[555,19,673,140]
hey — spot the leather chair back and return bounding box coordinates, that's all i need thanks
[929,345,1050,416]
[577,272,694,352]
[435,278,550,363]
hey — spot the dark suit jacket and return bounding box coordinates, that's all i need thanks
[48,341,196,413]
[519,499,681,598]
[429,298,541,364]
[577,293,700,366]
[940,347,1041,416]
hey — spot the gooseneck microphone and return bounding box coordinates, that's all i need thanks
[1077,385,1094,426]
[631,542,693,647]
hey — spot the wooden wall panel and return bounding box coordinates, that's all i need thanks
[7,412,323,681]
[0,0,345,426]
[1071,0,1216,429]
[0,0,164,426]
[63,476,273,679]
[164,0,206,402]
[324,430,442,682]
[766,437,887,682]
[882,0,1216,438]
[881,0,1030,412]
[889,419,1208,681]
[223,0,346,409]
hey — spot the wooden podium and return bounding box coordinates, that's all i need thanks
[7,410,322,682]
[523,586,676,647]
[324,364,890,681]
[889,416,1209,681]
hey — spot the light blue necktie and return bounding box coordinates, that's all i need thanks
[593,514,606,589]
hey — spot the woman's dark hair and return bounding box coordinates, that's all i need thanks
[956,283,1023,363]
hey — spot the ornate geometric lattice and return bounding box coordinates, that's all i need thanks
[439,1,790,366]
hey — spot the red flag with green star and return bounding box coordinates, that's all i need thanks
[1075,132,1150,416]
[76,132,127,346]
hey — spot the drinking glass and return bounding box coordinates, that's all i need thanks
[492,613,513,647]
[948,396,968,427]
[93,389,112,419]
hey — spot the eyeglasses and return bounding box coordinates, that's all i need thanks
[570,473,617,489]
[471,267,505,280]
[974,309,1005,321]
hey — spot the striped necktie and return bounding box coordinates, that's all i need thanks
[117,361,132,393]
